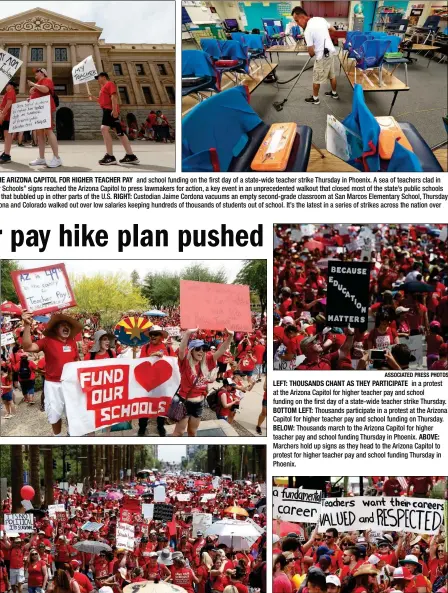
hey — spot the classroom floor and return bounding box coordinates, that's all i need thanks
[248,50,448,152]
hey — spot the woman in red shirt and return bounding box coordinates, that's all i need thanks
[210,556,228,593]
[27,68,62,168]
[27,550,48,593]
[84,331,117,361]
[170,554,198,593]
[217,382,240,424]
[0,80,17,163]
[173,329,234,437]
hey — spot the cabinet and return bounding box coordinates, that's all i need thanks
[334,1,349,18]
[302,1,348,19]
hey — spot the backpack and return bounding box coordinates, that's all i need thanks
[204,578,213,593]
[249,561,265,589]
[51,89,60,108]
[206,388,220,411]
[19,361,31,381]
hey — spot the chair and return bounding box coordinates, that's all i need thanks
[216,39,251,85]
[265,25,284,47]
[182,86,312,172]
[182,50,219,101]
[200,38,222,61]
[290,25,305,47]
[352,38,391,86]
[385,18,409,36]
[411,15,441,44]
[230,32,248,45]
[241,34,268,70]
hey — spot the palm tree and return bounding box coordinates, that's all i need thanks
[29,446,41,507]
[43,447,54,505]
[11,446,24,512]
[81,445,89,490]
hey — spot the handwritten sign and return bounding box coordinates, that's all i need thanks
[116,521,135,551]
[244,518,265,546]
[56,511,67,524]
[5,513,34,533]
[180,280,252,331]
[61,356,179,436]
[72,55,97,85]
[273,487,322,523]
[192,513,212,537]
[142,504,154,520]
[154,486,166,503]
[9,96,51,133]
[318,497,444,535]
[81,521,103,532]
[166,326,181,337]
[153,503,174,522]
[0,49,23,93]
[1,332,15,346]
[48,504,65,518]
[11,264,76,315]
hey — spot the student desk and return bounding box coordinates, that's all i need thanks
[181,62,279,117]
[340,56,410,116]
[266,44,309,62]
[402,44,440,67]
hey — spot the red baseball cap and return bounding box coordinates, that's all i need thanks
[70,560,81,569]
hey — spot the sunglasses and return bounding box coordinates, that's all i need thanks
[194,347,205,352]
[325,535,333,539]
[150,333,162,338]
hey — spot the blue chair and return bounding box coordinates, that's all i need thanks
[216,39,251,85]
[412,15,441,43]
[352,38,391,86]
[182,50,219,101]
[241,33,268,68]
[386,18,409,36]
[230,32,248,45]
[182,86,312,172]
[265,25,283,47]
[200,38,222,61]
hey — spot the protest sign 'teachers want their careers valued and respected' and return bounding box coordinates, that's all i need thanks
[9,96,52,134]
[326,261,371,329]
[273,487,322,523]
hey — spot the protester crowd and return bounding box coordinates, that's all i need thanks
[273,224,448,371]
[0,471,266,593]
[273,478,447,593]
[1,307,266,436]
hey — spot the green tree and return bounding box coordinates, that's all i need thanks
[130,270,140,288]
[0,260,20,302]
[235,260,267,320]
[71,273,148,328]
[182,263,227,284]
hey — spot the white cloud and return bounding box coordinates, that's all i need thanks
[2,1,175,44]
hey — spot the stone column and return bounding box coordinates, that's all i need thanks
[148,63,168,104]
[46,43,52,78]
[19,43,29,94]
[94,44,103,72]
[70,44,80,95]
[127,61,142,104]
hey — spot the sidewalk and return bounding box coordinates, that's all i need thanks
[0,140,175,172]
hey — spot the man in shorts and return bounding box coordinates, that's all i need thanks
[21,311,82,435]
[292,6,339,105]
[7,538,25,593]
[89,72,139,166]
[0,80,17,164]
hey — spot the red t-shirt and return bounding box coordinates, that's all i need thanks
[218,389,239,417]
[84,350,117,361]
[10,548,24,569]
[196,565,209,593]
[404,574,427,593]
[0,566,8,593]
[273,572,293,593]
[74,572,93,593]
[428,558,445,583]
[178,351,215,399]
[140,342,174,358]
[368,327,397,350]
[27,561,46,587]
[252,344,265,364]
[30,78,56,111]
[170,566,195,593]
[383,478,402,496]
[99,81,119,111]
[0,89,16,121]
[408,477,432,494]
[36,336,79,382]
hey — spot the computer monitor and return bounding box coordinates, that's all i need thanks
[224,18,239,29]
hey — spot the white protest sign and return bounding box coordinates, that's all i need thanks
[116,522,135,551]
[439,225,447,242]
[48,504,65,518]
[21,500,33,511]
[166,326,181,337]
[176,493,191,501]
[11,264,76,315]
[58,482,69,491]
[72,55,98,85]
[291,228,302,242]
[142,504,154,519]
[68,486,76,495]
[154,486,166,502]
[273,487,322,524]
[318,497,444,535]
[9,96,51,133]
[200,494,216,502]
[0,49,23,93]
[1,332,15,346]
[76,483,84,494]
[81,521,103,532]
[5,513,34,533]
[212,477,221,489]
[192,513,213,537]
[301,224,316,236]
[273,356,305,371]
[244,518,265,546]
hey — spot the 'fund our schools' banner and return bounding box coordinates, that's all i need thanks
[61,356,180,436]
[318,496,444,535]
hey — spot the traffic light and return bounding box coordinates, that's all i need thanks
[53,459,57,469]
[66,462,72,472]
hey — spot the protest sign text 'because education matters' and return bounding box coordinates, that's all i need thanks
[326,261,370,329]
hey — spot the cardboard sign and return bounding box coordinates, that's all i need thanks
[116,522,135,551]
[180,280,252,331]
[273,487,322,524]
[318,497,444,535]
[166,326,181,337]
[153,503,174,522]
[154,485,166,502]
[5,513,34,533]
[9,96,52,133]
[11,264,76,315]
[48,504,65,518]
[192,513,212,537]
[1,332,15,346]
[72,55,98,85]
[0,49,23,93]
[326,261,370,329]
[142,504,154,519]
[56,511,67,523]
[81,521,103,532]
[61,356,180,436]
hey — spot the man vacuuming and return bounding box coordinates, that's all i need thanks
[291,6,339,105]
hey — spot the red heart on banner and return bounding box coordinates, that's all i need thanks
[134,360,173,392]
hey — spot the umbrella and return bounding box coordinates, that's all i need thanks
[304,239,324,252]
[205,518,260,550]
[272,520,304,538]
[1,301,22,316]
[124,582,187,593]
[223,506,249,517]
[143,310,167,317]
[106,491,123,501]
[33,315,50,323]
[398,281,435,293]
[74,541,112,554]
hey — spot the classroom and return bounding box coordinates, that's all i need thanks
[181,1,447,173]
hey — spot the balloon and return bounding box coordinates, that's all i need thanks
[21,485,35,501]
